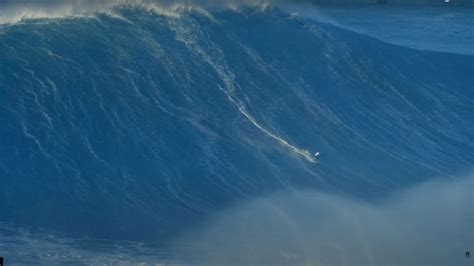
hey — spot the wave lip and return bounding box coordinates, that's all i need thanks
[0,0,275,25]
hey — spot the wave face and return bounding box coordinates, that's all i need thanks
[0,5,473,247]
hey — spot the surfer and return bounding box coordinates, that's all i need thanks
[314,152,320,163]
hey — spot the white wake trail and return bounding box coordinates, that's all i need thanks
[171,17,317,164]
[220,87,317,163]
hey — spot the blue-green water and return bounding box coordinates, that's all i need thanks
[0,3,472,265]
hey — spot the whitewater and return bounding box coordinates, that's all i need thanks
[0,2,473,265]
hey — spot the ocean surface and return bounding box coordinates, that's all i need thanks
[0,3,473,265]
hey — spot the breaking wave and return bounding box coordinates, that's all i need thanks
[0,3,472,264]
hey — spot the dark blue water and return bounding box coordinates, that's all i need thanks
[0,4,472,265]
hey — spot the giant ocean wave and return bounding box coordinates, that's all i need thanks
[0,3,473,264]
